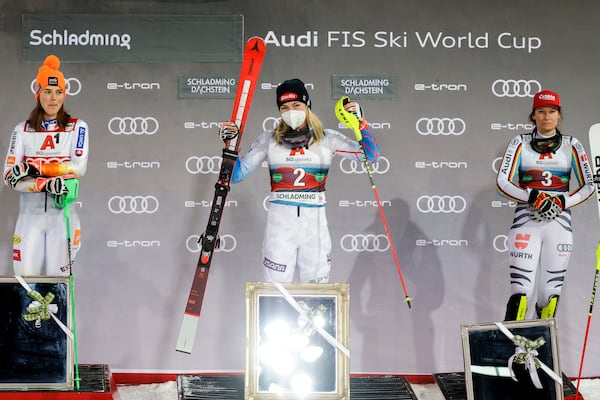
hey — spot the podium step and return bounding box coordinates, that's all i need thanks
[433,371,580,400]
[177,374,418,399]
[0,364,119,400]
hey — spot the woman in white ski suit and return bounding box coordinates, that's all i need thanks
[3,55,89,276]
[496,89,594,320]
[219,78,380,283]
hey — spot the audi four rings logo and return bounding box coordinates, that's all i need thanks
[492,157,502,174]
[493,235,508,252]
[186,156,222,174]
[108,117,159,135]
[416,118,465,135]
[491,79,542,97]
[108,196,159,214]
[340,234,389,252]
[30,78,82,96]
[186,234,236,253]
[262,116,282,131]
[416,195,467,213]
[339,156,390,174]
[557,243,573,252]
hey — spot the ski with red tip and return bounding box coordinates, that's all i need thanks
[589,123,600,221]
[176,37,266,353]
[574,123,600,395]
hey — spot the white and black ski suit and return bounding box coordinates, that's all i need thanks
[233,126,379,283]
[496,130,594,311]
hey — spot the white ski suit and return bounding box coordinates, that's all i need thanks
[233,127,379,282]
[3,118,89,276]
[496,130,594,309]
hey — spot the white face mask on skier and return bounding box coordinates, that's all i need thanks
[281,109,307,130]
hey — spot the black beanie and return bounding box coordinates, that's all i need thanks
[276,78,310,108]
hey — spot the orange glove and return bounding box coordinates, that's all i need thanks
[528,189,551,211]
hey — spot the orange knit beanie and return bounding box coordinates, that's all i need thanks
[33,54,66,101]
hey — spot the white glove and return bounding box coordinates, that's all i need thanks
[36,176,68,195]
[4,163,39,188]
[531,195,565,221]
[342,99,368,130]
[218,122,239,142]
[343,100,364,122]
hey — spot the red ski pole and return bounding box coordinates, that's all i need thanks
[335,96,412,309]
[575,242,600,399]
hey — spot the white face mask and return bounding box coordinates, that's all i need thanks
[281,109,307,130]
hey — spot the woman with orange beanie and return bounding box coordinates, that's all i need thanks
[3,54,89,276]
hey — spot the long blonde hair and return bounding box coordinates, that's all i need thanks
[273,108,324,145]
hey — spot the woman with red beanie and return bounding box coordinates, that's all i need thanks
[219,78,380,283]
[496,89,594,320]
[3,54,89,276]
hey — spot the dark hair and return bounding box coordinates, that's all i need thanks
[528,108,563,123]
[27,101,71,130]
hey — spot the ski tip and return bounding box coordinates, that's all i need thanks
[590,122,600,135]
[246,36,266,52]
[247,35,265,43]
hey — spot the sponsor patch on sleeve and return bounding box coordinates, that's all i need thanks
[76,127,86,156]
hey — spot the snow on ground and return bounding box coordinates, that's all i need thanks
[117,378,600,399]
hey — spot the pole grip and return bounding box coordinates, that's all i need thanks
[335,96,363,141]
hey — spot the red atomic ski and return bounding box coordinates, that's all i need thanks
[176,37,266,353]
[574,123,600,395]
